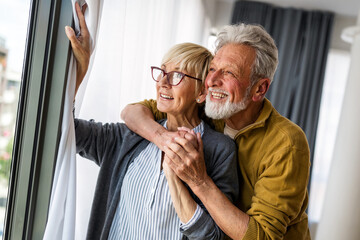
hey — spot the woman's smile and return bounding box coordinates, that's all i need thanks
[160,93,174,100]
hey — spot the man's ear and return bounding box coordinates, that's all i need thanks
[252,78,270,102]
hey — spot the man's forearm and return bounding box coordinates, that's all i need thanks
[193,176,249,240]
[121,104,167,147]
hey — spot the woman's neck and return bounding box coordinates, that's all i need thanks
[166,112,201,132]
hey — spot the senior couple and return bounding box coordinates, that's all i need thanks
[65,2,310,240]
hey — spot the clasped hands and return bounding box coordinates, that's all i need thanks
[161,127,208,190]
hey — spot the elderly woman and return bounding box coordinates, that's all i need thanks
[66,3,238,240]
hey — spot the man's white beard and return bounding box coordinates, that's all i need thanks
[205,90,249,120]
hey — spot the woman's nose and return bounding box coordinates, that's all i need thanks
[158,75,170,87]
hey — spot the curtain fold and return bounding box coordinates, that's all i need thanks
[43,1,103,239]
[231,0,334,184]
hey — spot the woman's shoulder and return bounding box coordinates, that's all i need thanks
[202,122,237,152]
[202,123,237,176]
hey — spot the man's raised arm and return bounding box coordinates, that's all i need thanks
[121,102,176,151]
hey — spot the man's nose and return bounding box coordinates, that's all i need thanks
[206,70,223,87]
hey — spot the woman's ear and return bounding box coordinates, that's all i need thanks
[196,87,207,103]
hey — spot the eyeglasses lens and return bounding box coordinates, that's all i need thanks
[169,72,183,85]
[152,67,185,86]
[152,68,162,81]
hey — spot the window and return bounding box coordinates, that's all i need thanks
[308,49,350,235]
[0,0,31,237]
[2,0,73,239]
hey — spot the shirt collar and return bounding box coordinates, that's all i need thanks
[234,98,273,137]
[163,120,205,137]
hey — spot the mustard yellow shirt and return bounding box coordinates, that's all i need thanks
[138,98,311,240]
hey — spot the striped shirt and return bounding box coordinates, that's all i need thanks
[108,121,204,240]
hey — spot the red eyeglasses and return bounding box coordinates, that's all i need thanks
[151,66,202,86]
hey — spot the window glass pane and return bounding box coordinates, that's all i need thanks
[0,0,31,236]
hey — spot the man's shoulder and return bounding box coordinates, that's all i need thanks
[266,109,309,151]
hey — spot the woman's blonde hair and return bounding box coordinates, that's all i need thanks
[161,43,213,89]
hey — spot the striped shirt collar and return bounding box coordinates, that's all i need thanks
[163,120,205,137]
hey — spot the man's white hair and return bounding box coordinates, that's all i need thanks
[215,23,279,85]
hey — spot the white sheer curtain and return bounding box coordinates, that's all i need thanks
[75,0,211,238]
[44,0,104,239]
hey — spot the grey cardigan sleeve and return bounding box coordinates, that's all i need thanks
[74,118,139,166]
[180,127,239,240]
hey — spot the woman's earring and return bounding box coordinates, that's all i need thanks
[196,99,200,103]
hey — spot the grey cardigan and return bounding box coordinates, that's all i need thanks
[75,119,239,240]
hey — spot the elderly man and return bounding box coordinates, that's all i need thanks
[122,23,310,240]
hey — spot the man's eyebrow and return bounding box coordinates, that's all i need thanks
[223,63,243,77]
[210,60,243,77]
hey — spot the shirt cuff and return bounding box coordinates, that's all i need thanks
[180,204,204,231]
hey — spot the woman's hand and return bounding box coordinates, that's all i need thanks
[65,2,90,95]
[177,127,198,150]
[163,132,209,191]
[163,155,176,178]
